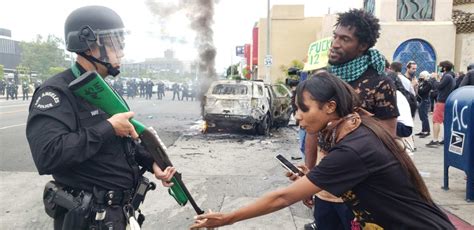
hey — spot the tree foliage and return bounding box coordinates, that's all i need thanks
[16,65,30,83]
[226,64,240,78]
[19,35,68,80]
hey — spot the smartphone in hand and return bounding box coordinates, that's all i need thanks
[275,154,305,177]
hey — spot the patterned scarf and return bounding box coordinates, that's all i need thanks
[319,112,361,152]
[329,49,386,82]
[319,108,373,152]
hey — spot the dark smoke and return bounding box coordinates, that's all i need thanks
[146,0,217,115]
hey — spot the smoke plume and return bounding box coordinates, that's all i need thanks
[146,0,217,115]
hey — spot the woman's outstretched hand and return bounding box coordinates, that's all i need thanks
[190,210,231,229]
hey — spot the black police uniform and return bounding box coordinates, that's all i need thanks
[22,82,29,100]
[26,63,155,229]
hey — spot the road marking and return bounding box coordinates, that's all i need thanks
[0,123,26,130]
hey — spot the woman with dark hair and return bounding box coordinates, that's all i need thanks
[191,72,454,229]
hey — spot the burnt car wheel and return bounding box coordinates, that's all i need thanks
[256,114,270,135]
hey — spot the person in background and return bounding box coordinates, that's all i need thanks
[389,64,417,151]
[157,81,165,99]
[405,61,417,81]
[0,79,6,96]
[6,81,13,100]
[386,71,414,139]
[22,81,29,101]
[113,79,123,96]
[428,72,439,112]
[12,82,18,99]
[181,83,189,101]
[426,61,456,147]
[145,79,154,100]
[390,61,416,96]
[415,71,432,138]
[138,79,144,98]
[405,61,419,93]
[455,72,465,89]
[172,83,180,100]
[459,63,474,87]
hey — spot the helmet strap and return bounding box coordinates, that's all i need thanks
[78,52,120,77]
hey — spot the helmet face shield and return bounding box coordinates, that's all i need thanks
[86,28,128,65]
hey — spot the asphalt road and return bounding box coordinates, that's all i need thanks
[0,93,314,229]
[0,94,202,172]
[0,99,32,172]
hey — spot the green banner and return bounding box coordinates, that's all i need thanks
[304,37,332,71]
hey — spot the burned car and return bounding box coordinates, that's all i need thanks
[204,80,271,135]
[265,83,292,127]
[203,80,292,135]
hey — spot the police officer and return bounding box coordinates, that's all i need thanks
[26,6,176,230]
[12,82,18,99]
[22,81,29,100]
[0,79,5,96]
[145,80,153,100]
[139,79,145,98]
[5,81,12,100]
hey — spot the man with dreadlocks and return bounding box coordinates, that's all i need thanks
[328,9,399,135]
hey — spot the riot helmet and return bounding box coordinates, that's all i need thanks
[65,6,127,77]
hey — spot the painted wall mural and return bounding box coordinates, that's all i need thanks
[364,0,375,15]
[397,0,434,21]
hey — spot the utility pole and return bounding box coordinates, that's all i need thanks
[265,0,271,83]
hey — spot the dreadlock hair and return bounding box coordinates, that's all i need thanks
[335,8,380,50]
[297,71,433,204]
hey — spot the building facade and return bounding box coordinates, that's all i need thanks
[373,0,457,75]
[121,49,187,78]
[257,5,321,82]
[452,0,474,72]
[256,1,473,82]
[0,28,21,81]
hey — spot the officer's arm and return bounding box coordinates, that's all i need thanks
[26,89,115,175]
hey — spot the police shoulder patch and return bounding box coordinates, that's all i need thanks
[33,89,61,111]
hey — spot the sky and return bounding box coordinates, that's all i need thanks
[1,0,359,72]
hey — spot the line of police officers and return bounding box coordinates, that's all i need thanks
[111,79,168,100]
[0,80,41,100]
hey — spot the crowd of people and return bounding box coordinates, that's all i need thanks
[386,60,473,149]
[192,8,467,230]
[0,80,19,100]
[109,79,196,101]
[0,80,42,101]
